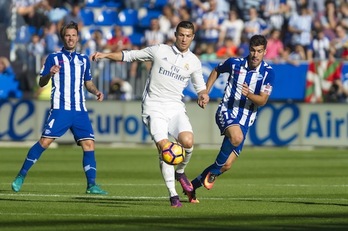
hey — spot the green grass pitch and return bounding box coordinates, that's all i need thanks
[0,145,347,231]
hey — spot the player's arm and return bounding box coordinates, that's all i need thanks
[85,80,104,102]
[39,64,60,87]
[90,51,123,62]
[242,83,270,106]
[206,68,219,93]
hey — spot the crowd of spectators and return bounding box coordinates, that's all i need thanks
[2,0,348,101]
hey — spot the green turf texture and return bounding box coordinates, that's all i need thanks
[0,146,347,231]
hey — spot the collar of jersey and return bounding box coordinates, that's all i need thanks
[244,56,262,73]
[172,45,189,57]
[61,47,76,57]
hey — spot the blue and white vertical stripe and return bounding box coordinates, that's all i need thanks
[40,48,92,111]
[216,56,275,127]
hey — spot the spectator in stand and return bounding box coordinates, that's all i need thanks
[178,6,192,22]
[104,25,132,99]
[200,43,217,61]
[104,25,131,52]
[243,6,271,39]
[307,0,326,16]
[315,0,338,41]
[144,18,166,46]
[218,8,244,47]
[231,0,263,21]
[338,2,348,30]
[159,4,175,34]
[15,0,51,34]
[216,37,238,59]
[264,28,284,62]
[27,33,45,85]
[57,1,83,32]
[282,44,306,65]
[330,24,348,60]
[287,3,313,52]
[0,56,16,79]
[261,0,287,31]
[166,15,181,45]
[307,28,331,61]
[237,34,250,57]
[82,29,107,56]
[42,22,60,55]
[196,0,222,45]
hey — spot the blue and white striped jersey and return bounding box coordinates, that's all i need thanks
[40,48,92,111]
[216,56,275,127]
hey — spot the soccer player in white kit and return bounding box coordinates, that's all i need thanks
[91,21,209,207]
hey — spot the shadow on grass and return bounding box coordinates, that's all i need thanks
[0,213,348,231]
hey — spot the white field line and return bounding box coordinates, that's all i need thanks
[0,211,183,218]
[0,193,348,202]
[1,182,348,187]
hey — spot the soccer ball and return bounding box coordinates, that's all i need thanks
[161,142,186,165]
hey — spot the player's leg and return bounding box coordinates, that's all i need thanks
[169,112,198,202]
[73,111,107,195]
[191,124,246,191]
[143,112,181,207]
[11,109,67,192]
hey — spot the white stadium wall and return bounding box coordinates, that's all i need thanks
[1,100,348,147]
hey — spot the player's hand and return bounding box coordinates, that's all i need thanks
[242,82,250,97]
[197,92,209,109]
[96,91,104,101]
[90,52,103,62]
[50,65,61,76]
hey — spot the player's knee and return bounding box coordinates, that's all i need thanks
[230,134,243,147]
[177,133,193,149]
[39,138,54,149]
[180,139,193,149]
[80,140,95,151]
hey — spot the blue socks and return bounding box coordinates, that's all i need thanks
[83,151,97,186]
[19,141,46,177]
[192,137,236,190]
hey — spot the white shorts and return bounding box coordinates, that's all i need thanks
[142,102,193,143]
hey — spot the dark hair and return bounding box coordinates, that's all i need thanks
[59,21,79,40]
[249,34,267,48]
[176,21,195,34]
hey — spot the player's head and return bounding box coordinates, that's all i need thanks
[248,34,267,69]
[60,21,79,51]
[174,21,195,52]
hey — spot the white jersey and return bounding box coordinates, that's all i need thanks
[122,44,206,107]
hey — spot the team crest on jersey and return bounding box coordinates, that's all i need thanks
[75,60,84,66]
[184,63,189,70]
[257,73,264,80]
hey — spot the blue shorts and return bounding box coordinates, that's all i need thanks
[41,109,95,144]
[215,109,249,156]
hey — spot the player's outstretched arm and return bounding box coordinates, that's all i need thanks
[90,51,123,62]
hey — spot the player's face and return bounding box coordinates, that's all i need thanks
[248,45,266,69]
[175,27,195,52]
[63,28,79,51]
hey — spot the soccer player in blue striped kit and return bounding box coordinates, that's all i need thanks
[186,34,275,202]
[11,21,107,195]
